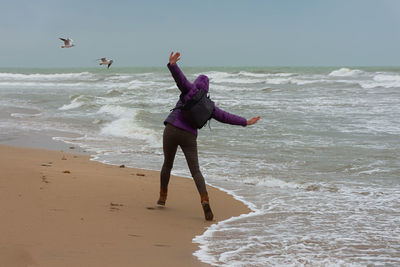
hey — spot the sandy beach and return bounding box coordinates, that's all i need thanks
[0,144,250,267]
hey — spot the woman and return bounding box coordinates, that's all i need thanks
[158,52,260,221]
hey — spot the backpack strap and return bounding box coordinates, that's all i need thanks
[170,92,185,111]
[171,90,205,111]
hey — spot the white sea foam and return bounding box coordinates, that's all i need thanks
[271,72,296,77]
[238,71,270,78]
[373,73,400,83]
[193,181,399,266]
[329,68,363,77]
[127,79,163,89]
[0,81,126,91]
[242,176,299,189]
[264,77,292,85]
[10,112,41,118]
[100,118,134,137]
[199,71,233,80]
[100,117,160,146]
[0,81,80,88]
[104,74,133,82]
[214,76,265,84]
[96,105,134,117]
[359,74,400,89]
[59,95,96,110]
[237,71,296,78]
[105,89,123,96]
[0,72,97,81]
[96,104,161,147]
[59,102,83,111]
[198,71,263,84]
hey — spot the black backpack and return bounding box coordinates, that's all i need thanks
[173,89,215,129]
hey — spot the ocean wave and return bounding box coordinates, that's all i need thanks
[264,77,367,87]
[104,74,134,82]
[359,74,400,89]
[264,77,292,85]
[100,117,160,146]
[200,71,264,84]
[96,105,136,117]
[0,80,138,91]
[263,77,338,86]
[198,71,232,79]
[238,71,296,78]
[238,71,270,78]
[211,76,265,84]
[0,72,97,82]
[210,71,298,84]
[10,112,42,118]
[329,68,363,77]
[0,81,84,88]
[241,176,340,193]
[263,77,317,85]
[105,89,123,96]
[215,77,265,84]
[242,176,299,189]
[59,95,97,110]
[127,79,163,89]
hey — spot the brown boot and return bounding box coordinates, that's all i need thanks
[157,188,168,206]
[200,193,214,221]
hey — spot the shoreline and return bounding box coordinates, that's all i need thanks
[0,141,250,266]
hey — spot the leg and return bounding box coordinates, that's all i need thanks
[158,125,178,205]
[180,133,213,221]
[180,135,207,195]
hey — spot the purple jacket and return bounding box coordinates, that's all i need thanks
[164,63,247,136]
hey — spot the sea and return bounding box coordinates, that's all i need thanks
[0,66,399,266]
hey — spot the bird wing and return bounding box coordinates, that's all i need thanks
[60,38,67,42]
[100,58,107,63]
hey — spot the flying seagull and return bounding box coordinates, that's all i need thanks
[59,38,74,48]
[98,58,114,69]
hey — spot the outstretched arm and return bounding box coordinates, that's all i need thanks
[167,52,193,94]
[213,106,261,127]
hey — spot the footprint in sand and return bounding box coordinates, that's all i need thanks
[146,206,164,210]
[41,163,52,167]
[109,202,124,211]
[41,175,50,184]
[128,234,142,238]
[110,207,120,211]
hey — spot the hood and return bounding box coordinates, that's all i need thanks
[193,75,209,93]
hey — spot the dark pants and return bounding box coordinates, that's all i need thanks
[160,123,207,194]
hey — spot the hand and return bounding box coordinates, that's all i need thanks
[169,52,181,66]
[247,116,261,126]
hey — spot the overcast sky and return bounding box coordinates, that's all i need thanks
[1,0,400,67]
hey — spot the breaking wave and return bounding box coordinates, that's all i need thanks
[329,68,363,77]
[0,72,97,81]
